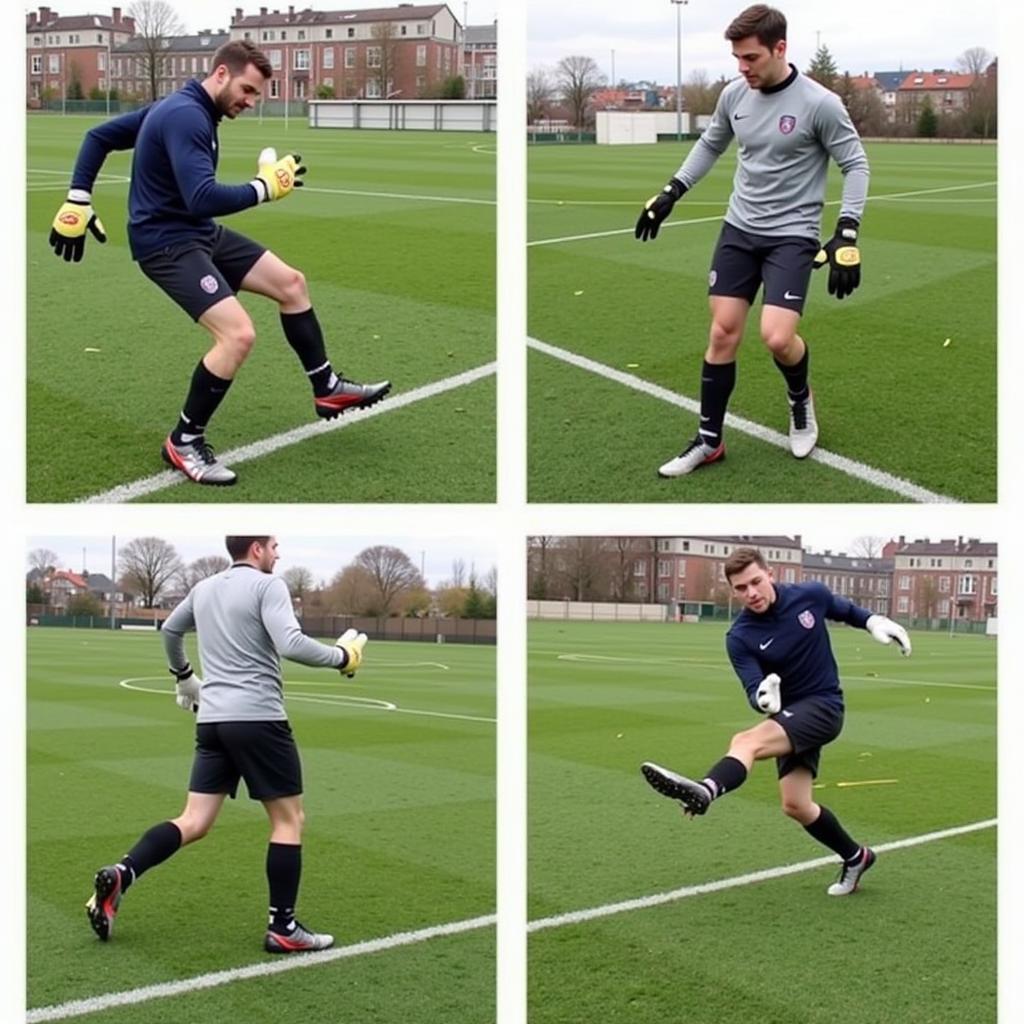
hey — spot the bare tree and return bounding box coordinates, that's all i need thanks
[556,536,612,601]
[127,1,186,102]
[325,565,377,615]
[849,536,887,559]
[184,555,229,589]
[681,68,724,116]
[957,47,993,79]
[527,67,554,123]
[609,537,646,602]
[368,21,401,98]
[354,545,425,616]
[449,559,467,588]
[118,537,183,607]
[555,55,605,130]
[28,548,60,575]
[527,536,554,599]
[282,566,315,601]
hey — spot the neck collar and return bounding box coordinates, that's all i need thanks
[761,63,798,94]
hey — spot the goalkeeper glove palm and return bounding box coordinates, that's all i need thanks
[252,148,307,202]
[813,218,861,299]
[866,615,912,656]
[336,628,368,678]
[170,664,201,712]
[635,177,686,241]
[49,190,107,262]
[755,673,782,714]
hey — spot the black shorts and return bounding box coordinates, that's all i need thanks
[137,225,266,322]
[189,720,303,801]
[771,696,844,779]
[708,221,820,314]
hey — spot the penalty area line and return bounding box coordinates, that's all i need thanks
[528,337,955,503]
[79,362,496,504]
[528,818,995,933]
[27,914,497,1023]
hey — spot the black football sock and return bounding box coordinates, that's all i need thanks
[119,821,183,891]
[803,805,860,861]
[267,842,302,932]
[774,345,810,402]
[280,308,337,396]
[697,360,736,448]
[171,360,233,444]
[701,755,748,801]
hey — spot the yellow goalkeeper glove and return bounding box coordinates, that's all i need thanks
[252,147,306,202]
[49,189,107,262]
[336,628,368,678]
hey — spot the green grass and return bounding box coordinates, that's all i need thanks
[527,141,997,502]
[528,620,996,1023]
[27,627,495,1022]
[27,116,495,502]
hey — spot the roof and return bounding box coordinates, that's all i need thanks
[465,23,495,45]
[847,74,878,91]
[803,552,893,572]
[894,538,997,557]
[701,536,802,549]
[115,32,228,53]
[899,70,974,91]
[874,70,909,91]
[26,13,125,32]
[231,5,447,28]
[51,569,88,589]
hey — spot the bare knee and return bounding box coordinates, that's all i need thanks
[171,813,213,845]
[279,267,308,308]
[216,320,256,364]
[781,797,814,821]
[728,729,760,763]
[708,319,742,361]
[761,329,799,360]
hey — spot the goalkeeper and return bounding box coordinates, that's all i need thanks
[85,536,368,953]
[634,4,868,478]
[641,547,910,896]
[49,39,389,487]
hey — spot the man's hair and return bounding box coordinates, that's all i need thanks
[725,5,787,49]
[225,536,271,560]
[210,39,272,80]
[724,546,770,581]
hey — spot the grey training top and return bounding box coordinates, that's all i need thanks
[162,563,343,723]
[674,66,869,239]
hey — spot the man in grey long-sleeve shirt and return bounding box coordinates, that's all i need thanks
[635,4,870,478]
[85,535,368,954]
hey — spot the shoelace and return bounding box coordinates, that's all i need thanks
[679,436,708,458]
[191,440,217,465]
[791,399,808,431]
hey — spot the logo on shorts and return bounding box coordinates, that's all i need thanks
[199,275,219,294]
[779,115,797,135]
[798,609,816,629]
[709,269,718,287]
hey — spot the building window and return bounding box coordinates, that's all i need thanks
[345,48,356,68]
[269,50,282,70]
[281,32,287,41]
[298,30,306,40]
[939,576,950,592]
[878,579,888,595]
[323,47,334,69]
[32,55,42,74]
[899,575,910,591]
[991,577,998,595]
[97,33,104,43]
[326,29,333,39]
[959,575,976,595]
[347,27,355,38]
[365,78,382,97]
[416,44,426,66]
[98,52,107,71]
[48,54,60,74]
[897,596,909,613]
[262,31,269,41]
[678,562,686,577]
[294,78,306,99]
[418,23,426,34]
[33,35,41,45]
[964,559,973,568]
[294,49,310,70]
[416,74,426,89]
[269,78,280,98]
[192,57,198,73]
[939,599,949,615]
[784,567,796,583]
[633,560,644,577]
[401,25,407,35]
[658,560,670,578]
[657,583,669,600]
[323,76,333,88]
[367,47,381,68]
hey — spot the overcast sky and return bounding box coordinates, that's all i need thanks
[526,0,999,85]
[27,536,497,588]
[154,1,499,35]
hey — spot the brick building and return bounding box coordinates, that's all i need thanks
[26,5,135,105]
[884,537,997,623]
[801,551,892,615]
[111,31,229,100]
[463,21,496,99]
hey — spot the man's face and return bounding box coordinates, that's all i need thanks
[728,561,776,613]
[254,537,280,574]
[731,35,788,89]
[211,62,265,118]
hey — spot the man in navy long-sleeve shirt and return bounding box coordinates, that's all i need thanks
[642,546,911,896]
[49,39,390,486]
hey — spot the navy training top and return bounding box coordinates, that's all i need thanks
[70,79,259,261]
[725,580,871,712]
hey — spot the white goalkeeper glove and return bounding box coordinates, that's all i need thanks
[170,664,201,712]
[336,628,368,678]
[866,615,912,656]
[755,673,782,714]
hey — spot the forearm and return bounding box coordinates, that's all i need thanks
[276,627,344,669]
[838,162,869,225]
[184,178,261,219]
[674,137,723,192]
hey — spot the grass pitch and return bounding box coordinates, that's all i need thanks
[528,619,996,1023]
[27,116,495,502]
[27,627,495,1022]
[527,141,996,502]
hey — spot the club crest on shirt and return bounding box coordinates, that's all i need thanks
[779,115,797,135]
[709,269,718,287]
[200,275,219,294]
[798,609,815,629]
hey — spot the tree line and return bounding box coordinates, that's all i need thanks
[27,540,497,620]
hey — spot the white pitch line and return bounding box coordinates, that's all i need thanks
[26,913,498,1023]
[847,674,996,692]
[527,817,996,933]
[527,336,955,503]
[79,361,496,504]
[302,185,495,205]
[27,818,992,1021]
[527,180,995,247]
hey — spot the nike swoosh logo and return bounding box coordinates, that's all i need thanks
[784,291,803,300]
[759,639,774,650]
[700,415,710,421]
[734,114,749,120]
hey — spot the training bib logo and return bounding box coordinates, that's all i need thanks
[779,115,797,135]
[798,609,815,629]
[200,275,219,294]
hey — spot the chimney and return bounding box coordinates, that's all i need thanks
[288,4,294,18]
[28,11,37,27]
[112,6,120,23]
[39,7,52,24]
[794,535,801,549]
[235,7,243,21]
[260,6,267,15]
